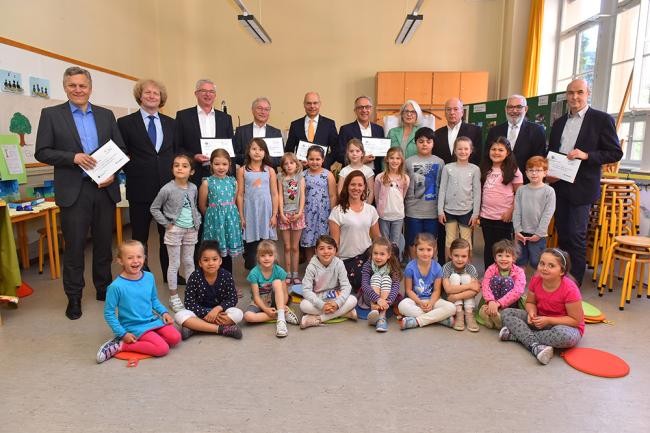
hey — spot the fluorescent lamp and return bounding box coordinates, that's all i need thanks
[238,13,272,44]
[395,13,423,44]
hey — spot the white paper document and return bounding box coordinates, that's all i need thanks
[296,140,327,161]
[201,138,235,158]
[1,144,24,175]
[264,137,285,157]
[362,138,391,157]
[83,140,129,184]
[547,151,581,183]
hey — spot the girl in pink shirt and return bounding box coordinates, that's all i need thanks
[499,248,584,365]
[479,137,523,269]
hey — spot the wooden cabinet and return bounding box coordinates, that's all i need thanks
[432,72,461,105]
[460,71,489,103]
[404,72,432,103]
[376,72,405,105]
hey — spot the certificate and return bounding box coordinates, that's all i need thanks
[362,138,391,157]
[547,151,581,183]
[201,138,235,158]
[83,140,130,184]
[264,137,285,157]
[296,140,327,161]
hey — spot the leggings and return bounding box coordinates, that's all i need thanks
[300,295,358,322]
[121,324,181,357]
[166,244,195,291]
[501,308,581,349]
[398,298,456,327]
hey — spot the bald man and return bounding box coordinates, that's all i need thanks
[433,98,483,165]
[285,92,339,168]
[547,79,623,285]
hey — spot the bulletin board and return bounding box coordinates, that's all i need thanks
[0,37,139,167]
[466,91,568,144]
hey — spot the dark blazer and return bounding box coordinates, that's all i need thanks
[233,122,283,168]
[285,115,338,167]
[338,121,385,172]
[174,106,233,185]
[548,107,623,205]
[485,120,546,181]
[34,101,125,207]
[118,110,175,203]
[433,122,483,165]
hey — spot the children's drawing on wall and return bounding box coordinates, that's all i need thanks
[9,112,31,146]
[29,77,49,98]
[1,70,23,94]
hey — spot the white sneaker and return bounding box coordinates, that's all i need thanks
[367,309,380,326]
[285,307,300,325]
[96,338,121,363]
[534,345,554,365]
[169,295,185,313]
[344,308,358,321]
[276,320,288,338]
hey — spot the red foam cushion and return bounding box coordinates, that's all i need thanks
[114,352,152,361]
[561,347,629,378]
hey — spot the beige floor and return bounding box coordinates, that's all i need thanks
[1,226,649,433]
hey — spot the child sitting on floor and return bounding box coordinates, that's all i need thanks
[442,238,481,332]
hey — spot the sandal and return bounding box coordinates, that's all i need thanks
[292,277,302,285]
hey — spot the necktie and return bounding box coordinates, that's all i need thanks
[307,119,315,142]
[147,115,158,151]
[508,124,518,149]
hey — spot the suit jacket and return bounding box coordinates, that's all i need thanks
[548,107,623,205]
[34,102,126,207]
[118,111,175,203]
[285,115,338,167]
[174,106,233,185]
[338,121,385,172]
[433,122,483,165]
[486,120,546,181]
[233,122,283,168]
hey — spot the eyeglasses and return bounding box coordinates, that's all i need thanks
[526,169,545,173]
[355,105,373,111]
[196,89,216,95]
[403,110,417,116]
[255,106,271,112]
[506,104,525,110]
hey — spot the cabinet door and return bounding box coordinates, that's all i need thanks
[460,71,489,103]
[376,72,405,105]
[432,72,461,105]
[404,72,432,105]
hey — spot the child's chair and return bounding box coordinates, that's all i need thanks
[38,225,63,274]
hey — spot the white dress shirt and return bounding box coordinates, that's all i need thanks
[447,122,461,155]
[508,118,524,150]
[253,122,267,138]
[304,115,320,139]
[559,105,589,154]
[197,105,215,138]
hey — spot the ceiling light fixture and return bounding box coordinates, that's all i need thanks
[395,0,425,44]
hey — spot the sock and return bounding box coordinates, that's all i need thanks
[170,294,179,299]
[379,310,386,318]
[277,309,286,322]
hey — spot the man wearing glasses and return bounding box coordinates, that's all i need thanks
[337,96,385,173]
[485,94,546,182]
[233,97,283,169]
[433,97,483,165]
[175,79,233,186]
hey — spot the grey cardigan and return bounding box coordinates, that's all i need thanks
[150,180,202,230]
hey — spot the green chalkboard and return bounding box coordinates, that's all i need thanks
[466,91,568,145]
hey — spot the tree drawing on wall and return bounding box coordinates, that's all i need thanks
[9,112,31,146]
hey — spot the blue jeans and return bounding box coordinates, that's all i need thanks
[516,237,546,268]
[379,218,403,247]
[404,216,439,247]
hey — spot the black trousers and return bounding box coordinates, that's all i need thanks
[480,218,514,270]
[60,180,114,299]
[130,201,168,277]
[554,201,590,285]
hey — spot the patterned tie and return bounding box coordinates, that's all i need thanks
[307,118,315,142]
[147,115,158,151]
[508,124,518,149]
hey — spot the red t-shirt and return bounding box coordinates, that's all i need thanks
[528,275,585,335]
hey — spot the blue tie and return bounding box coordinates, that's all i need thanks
[147,115,158,151]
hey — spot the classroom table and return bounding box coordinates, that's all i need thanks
[0,199,21,297]
[9,201,57,280]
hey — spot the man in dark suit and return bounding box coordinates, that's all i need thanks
[174,79,233,187]
[485,94,546,182]
[233,97,283,169]
[35,66,126,320]
[338,96,385,172]
[285,92,339,168]
[117,79,174,285]
[433,97,483,165]
[548,79,623,285]
[433,97,483,264]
